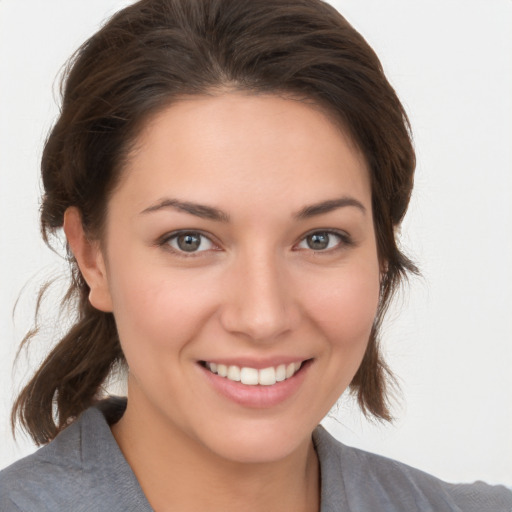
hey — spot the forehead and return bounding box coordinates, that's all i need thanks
[116,93,371,216]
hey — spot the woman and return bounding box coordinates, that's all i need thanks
[1,0,511,510]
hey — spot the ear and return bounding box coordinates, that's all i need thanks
[63,207,113,312]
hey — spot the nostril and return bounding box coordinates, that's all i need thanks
[219,303,295,342]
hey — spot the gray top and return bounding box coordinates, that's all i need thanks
[1,400,511,511]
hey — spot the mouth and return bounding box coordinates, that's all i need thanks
[199,360,309,386]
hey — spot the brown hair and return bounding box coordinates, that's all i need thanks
[13,0,417,445]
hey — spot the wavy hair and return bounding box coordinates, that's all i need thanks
[12,0,417,445]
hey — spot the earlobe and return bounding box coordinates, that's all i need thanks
[63,207,113,312]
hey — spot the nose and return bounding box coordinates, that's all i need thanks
[219,250,300,343]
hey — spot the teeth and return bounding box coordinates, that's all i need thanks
[240,367,259,385]
[227,365,241,382]
[275,364,286,382]
[205,361,304,386]
[258,367,276,386]
[217,364,227,377]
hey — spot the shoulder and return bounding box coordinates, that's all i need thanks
[0,401,151,512]
[313,426,512,512]
[0,415,87,512]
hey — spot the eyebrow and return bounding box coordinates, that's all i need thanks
[294,197,367,219]
[140,198,230,222]
[140,196,366,222]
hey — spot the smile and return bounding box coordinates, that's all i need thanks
[203,361,303,386]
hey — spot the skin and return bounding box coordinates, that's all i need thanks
[64,93,381,512]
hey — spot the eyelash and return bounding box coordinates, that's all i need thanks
[295,229,354,253]
[157,230,219,257]
[157,229,353,256]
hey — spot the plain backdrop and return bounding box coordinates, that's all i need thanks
[1,0,511,485]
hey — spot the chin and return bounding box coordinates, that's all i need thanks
[194,419,314,465]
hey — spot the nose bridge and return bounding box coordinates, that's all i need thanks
[220,244,297,342]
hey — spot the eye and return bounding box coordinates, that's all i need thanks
[296,231,348,251]
[165,231,214,253]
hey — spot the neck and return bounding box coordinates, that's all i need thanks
[111,397,320,512]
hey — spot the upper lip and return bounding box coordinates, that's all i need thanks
[199,357,311,369]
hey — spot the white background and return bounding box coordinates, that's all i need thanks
[1,0,511,485]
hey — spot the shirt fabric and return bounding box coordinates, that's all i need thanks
[1,399,511,511]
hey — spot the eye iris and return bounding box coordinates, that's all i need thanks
[307,232,329,250]
[177,233,201,252]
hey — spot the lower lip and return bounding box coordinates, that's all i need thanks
[199,361,311,408]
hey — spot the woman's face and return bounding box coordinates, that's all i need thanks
[98,93,381,463]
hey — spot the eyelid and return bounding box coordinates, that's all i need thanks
[157,229,220,255]
[156,228,353,256]
[294,229,353,252]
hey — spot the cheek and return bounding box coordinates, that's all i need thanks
[293,260,381,417]
[106,258,220,358]
[301,263,380,349]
